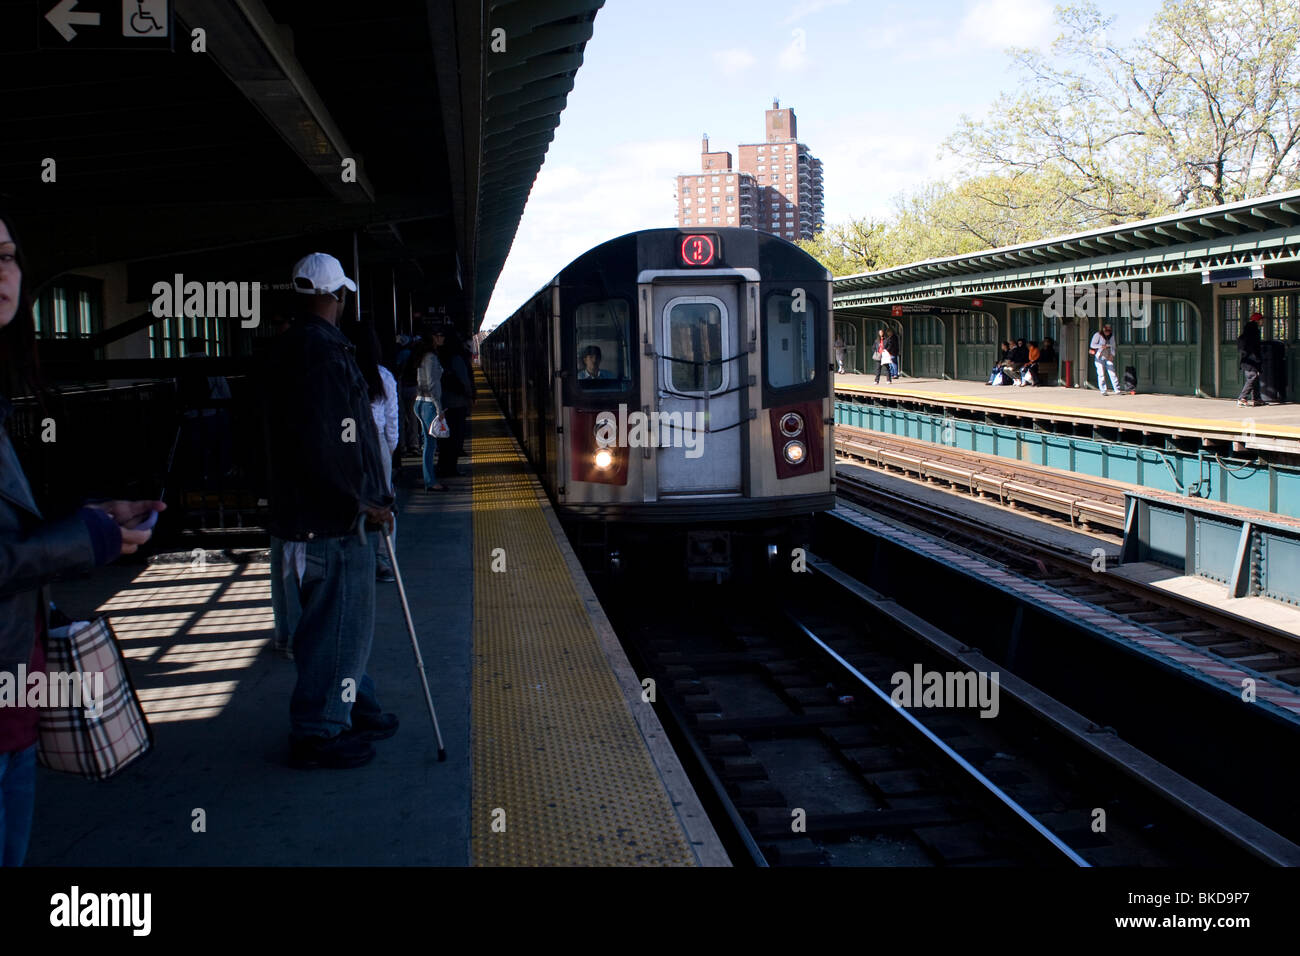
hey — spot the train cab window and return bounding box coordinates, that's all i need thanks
[765,292,816,389]
[667,300,725,392]
[574,299,632,389]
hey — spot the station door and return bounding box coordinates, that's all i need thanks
[955,313,998,381]
[909,315,945,379]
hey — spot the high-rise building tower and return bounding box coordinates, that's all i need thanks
[674,100,825,241]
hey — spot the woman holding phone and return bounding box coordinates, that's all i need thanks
[0,210,163,866]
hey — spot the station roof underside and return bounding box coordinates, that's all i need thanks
[0,0,603,327]
[834,190,1300,314]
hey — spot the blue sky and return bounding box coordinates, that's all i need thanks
[481,0,1167,329]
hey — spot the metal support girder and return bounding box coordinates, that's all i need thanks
[1228,521,1255,598]
[174,0,375,203]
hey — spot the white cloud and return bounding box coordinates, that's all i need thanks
[783,0,851,25]
[858,0,1055,61]
[714,48,757,75]
[960,0,1055,49]
[778,28,809,70]
[482,138,700,331]
[814,120,960,222]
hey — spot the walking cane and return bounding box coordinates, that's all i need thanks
[381,527,447,761]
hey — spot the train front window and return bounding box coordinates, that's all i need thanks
[667,301,724,392]
[765,293,816,388]
[574,299,631,389]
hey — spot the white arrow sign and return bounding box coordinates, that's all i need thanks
[45,0,100,42]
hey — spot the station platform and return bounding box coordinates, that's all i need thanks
[834,375,1300,454]
[27,391,724,867]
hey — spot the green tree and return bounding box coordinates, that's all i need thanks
[795,218,887,276]
[947,0,1300,220]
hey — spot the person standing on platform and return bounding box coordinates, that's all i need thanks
[348,323,401,582]
[885,328,900,380]
[1089,323,1120,395]
[435,326,474,479]
[394,335,417,456]
[873,329,894,384]
[834,334,846,374]
[263,252,397,770]
[0,210,162,865]
[1237,311,1265,407]
[414,329,447,492]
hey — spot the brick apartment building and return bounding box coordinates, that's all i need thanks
[674,100,825,241]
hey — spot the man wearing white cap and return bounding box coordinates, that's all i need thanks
[262,252,397,769]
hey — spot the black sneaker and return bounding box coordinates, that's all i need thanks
[288,733,375,769]
[376,566,396,583]
[347,712,400,741]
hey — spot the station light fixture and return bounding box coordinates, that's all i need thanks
[1202,263,1265,284]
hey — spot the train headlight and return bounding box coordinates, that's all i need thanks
[594,449,614,470]
[783,440,806,465]
[779,412,804,438]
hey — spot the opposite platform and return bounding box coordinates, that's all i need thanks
[834,374,1300,452]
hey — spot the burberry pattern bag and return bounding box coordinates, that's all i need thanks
[38,617,152,780]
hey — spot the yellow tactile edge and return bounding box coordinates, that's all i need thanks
[834,382,1300,439]
[469,390,699,866]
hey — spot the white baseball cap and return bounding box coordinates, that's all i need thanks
[291,252,357,295]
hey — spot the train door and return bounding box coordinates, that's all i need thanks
[654,282,742,494]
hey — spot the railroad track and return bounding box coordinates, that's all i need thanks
[593,572,1300,867]
[835,426,1128,532]
[833,464,1300,681]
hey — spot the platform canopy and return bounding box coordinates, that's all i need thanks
[834,190,1300,314]
[0,0,604,329]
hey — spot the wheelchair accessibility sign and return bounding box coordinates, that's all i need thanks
[42,0,172,49]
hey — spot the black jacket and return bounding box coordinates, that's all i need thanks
[0,399,97,672]
[1237,322,1263,370]
[1010,343,1029,364]
[261,313,393,541]
[885,332,899,360]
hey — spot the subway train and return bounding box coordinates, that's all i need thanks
[481,227,836,580]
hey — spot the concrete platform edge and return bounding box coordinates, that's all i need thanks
[520,449,732,867]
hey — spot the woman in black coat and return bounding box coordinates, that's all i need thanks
[0,210,161,866]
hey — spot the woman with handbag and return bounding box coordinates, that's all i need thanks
[414,328,447,492]
[0,211,162,865]
[873,329,894,384]
[434,327,473,480]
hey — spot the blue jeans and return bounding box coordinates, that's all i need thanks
[415,400,439,488]
[0,744,37,867]
[269,534,302,648]
[890,359,899,378]
[290,532,383,738]
[1095,357,1119,393]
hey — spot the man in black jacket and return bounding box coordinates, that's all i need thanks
[263,253,396,769]
[1237,311,1264,407]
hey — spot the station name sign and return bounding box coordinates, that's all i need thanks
[890,305,976,316]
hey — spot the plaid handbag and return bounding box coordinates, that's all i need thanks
[38,617,152,780]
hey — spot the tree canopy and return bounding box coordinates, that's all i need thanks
[799,0,1300,276]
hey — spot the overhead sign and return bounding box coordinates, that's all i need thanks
[1201,263,1264,285]
[679,234,719,267]
[889,305,977,315]
[41,0,172,50]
